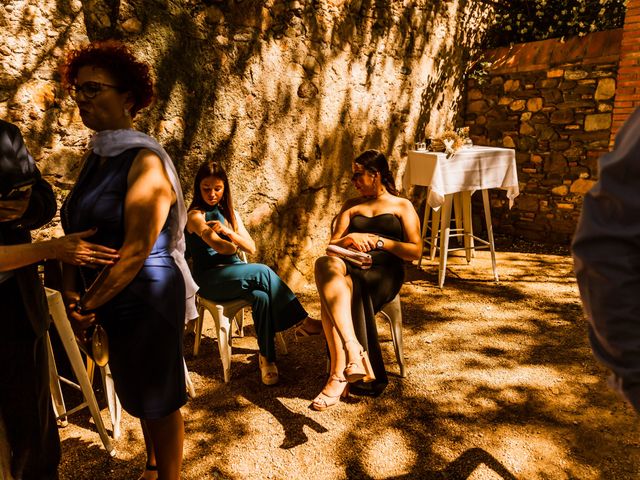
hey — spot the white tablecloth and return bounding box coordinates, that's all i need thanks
[403,146,519,209]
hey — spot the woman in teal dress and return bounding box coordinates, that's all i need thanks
[186,161,320,385]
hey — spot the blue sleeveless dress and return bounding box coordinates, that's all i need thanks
[186,205,308,362]
[62,148,187,419]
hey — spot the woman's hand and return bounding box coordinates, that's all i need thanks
[63,292,96,336]
[51,228,120,267]
[342,232,378,252]
[207,220,233,238]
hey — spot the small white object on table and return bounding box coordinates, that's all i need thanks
[403,146,519,287]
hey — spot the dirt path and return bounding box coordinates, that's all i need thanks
[58,251,640,479]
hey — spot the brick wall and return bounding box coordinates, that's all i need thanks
[464,30,622,243]
[611,0,640,144]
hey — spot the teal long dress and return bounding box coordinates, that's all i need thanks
[186,206,308,361]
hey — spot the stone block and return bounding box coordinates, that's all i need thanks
[547,69,564,78]
[531,112,548,124]
[564,70,588,80]
[584,113,612,131]
[498,96,513,105]
[538,78,559,88]
[518,136,536,152]
[556,202,575,210]
[504,79,520,92]
[597,103,613,112]
[468,89,483,100]
[510,100,526,111]
[515,194,539,212]
[521,112,532,121]
[550,109,574,125]
[502,135,515,148]
[468,100,488,113]
[542,89,563,103]
[526,97,543,112]
[550,140,571,151]
[595,78,616,100]
[570,178,596,194]
[551,185,569,196]
[545,152,567,174]
[519,122,535,135]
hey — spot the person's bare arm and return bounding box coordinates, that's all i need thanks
[187,210,238,255]
[79,149,174,310]
[0,229,119,272]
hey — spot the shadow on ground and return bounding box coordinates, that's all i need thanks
[58,251,640,479]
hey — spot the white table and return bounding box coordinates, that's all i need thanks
[403,146,519,287]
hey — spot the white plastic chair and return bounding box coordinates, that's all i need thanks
[192,253,287,383]
[324,293,406,378]
[194,295,288,383]
[378,293,406,377]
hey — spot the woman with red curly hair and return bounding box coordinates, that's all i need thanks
[60,41,197,480]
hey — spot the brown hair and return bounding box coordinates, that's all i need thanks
[188,161,237,232]
[61,40,154,117]
[354,149,399,196]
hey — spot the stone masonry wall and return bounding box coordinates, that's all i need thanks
[1,0,491,286]
[464,29,622,243]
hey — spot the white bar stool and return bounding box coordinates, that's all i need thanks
[45,287,117,456]
[419,189,499,288]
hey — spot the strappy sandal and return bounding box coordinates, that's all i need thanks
[293,317,323,341]
[259,355,279,386]
[311,375,349,411]
[138,463,158,480]
[343,340,376,383]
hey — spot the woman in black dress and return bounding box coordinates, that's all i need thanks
[313,150,422,409]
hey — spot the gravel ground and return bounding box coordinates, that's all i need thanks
[57,249,640,479]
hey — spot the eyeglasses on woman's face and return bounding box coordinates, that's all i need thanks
[69,81,123,99]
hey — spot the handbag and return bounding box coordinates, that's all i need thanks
[326,244,372,269]
[77,323,109,367]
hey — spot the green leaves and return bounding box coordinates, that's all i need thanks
[485,0,625,48]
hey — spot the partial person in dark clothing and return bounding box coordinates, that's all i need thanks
[0,119,118,480]
[572,107,640,413]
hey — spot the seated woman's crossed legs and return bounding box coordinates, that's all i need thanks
[312,256,374,410]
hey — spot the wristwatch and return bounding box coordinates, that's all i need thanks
[375,237,385,249]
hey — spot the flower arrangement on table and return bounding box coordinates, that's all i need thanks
[430,126,470,154]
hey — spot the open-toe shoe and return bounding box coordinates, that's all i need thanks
[311,375,349,411]
[259,355,279,386]
[343,340,375,383]
[294,317,323,341]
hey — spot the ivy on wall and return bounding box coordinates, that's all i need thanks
[484,0,626,48]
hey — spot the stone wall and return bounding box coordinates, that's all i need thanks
[1,0,491,286]
[464,29,622,243]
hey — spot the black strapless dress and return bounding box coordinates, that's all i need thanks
[346,214,405,396]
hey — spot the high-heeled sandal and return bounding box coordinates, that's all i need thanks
[311,375,349,411]
[138,463,158,480]
[343,340,376,383]
[259,355,279,386]
[293,317,323,342]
